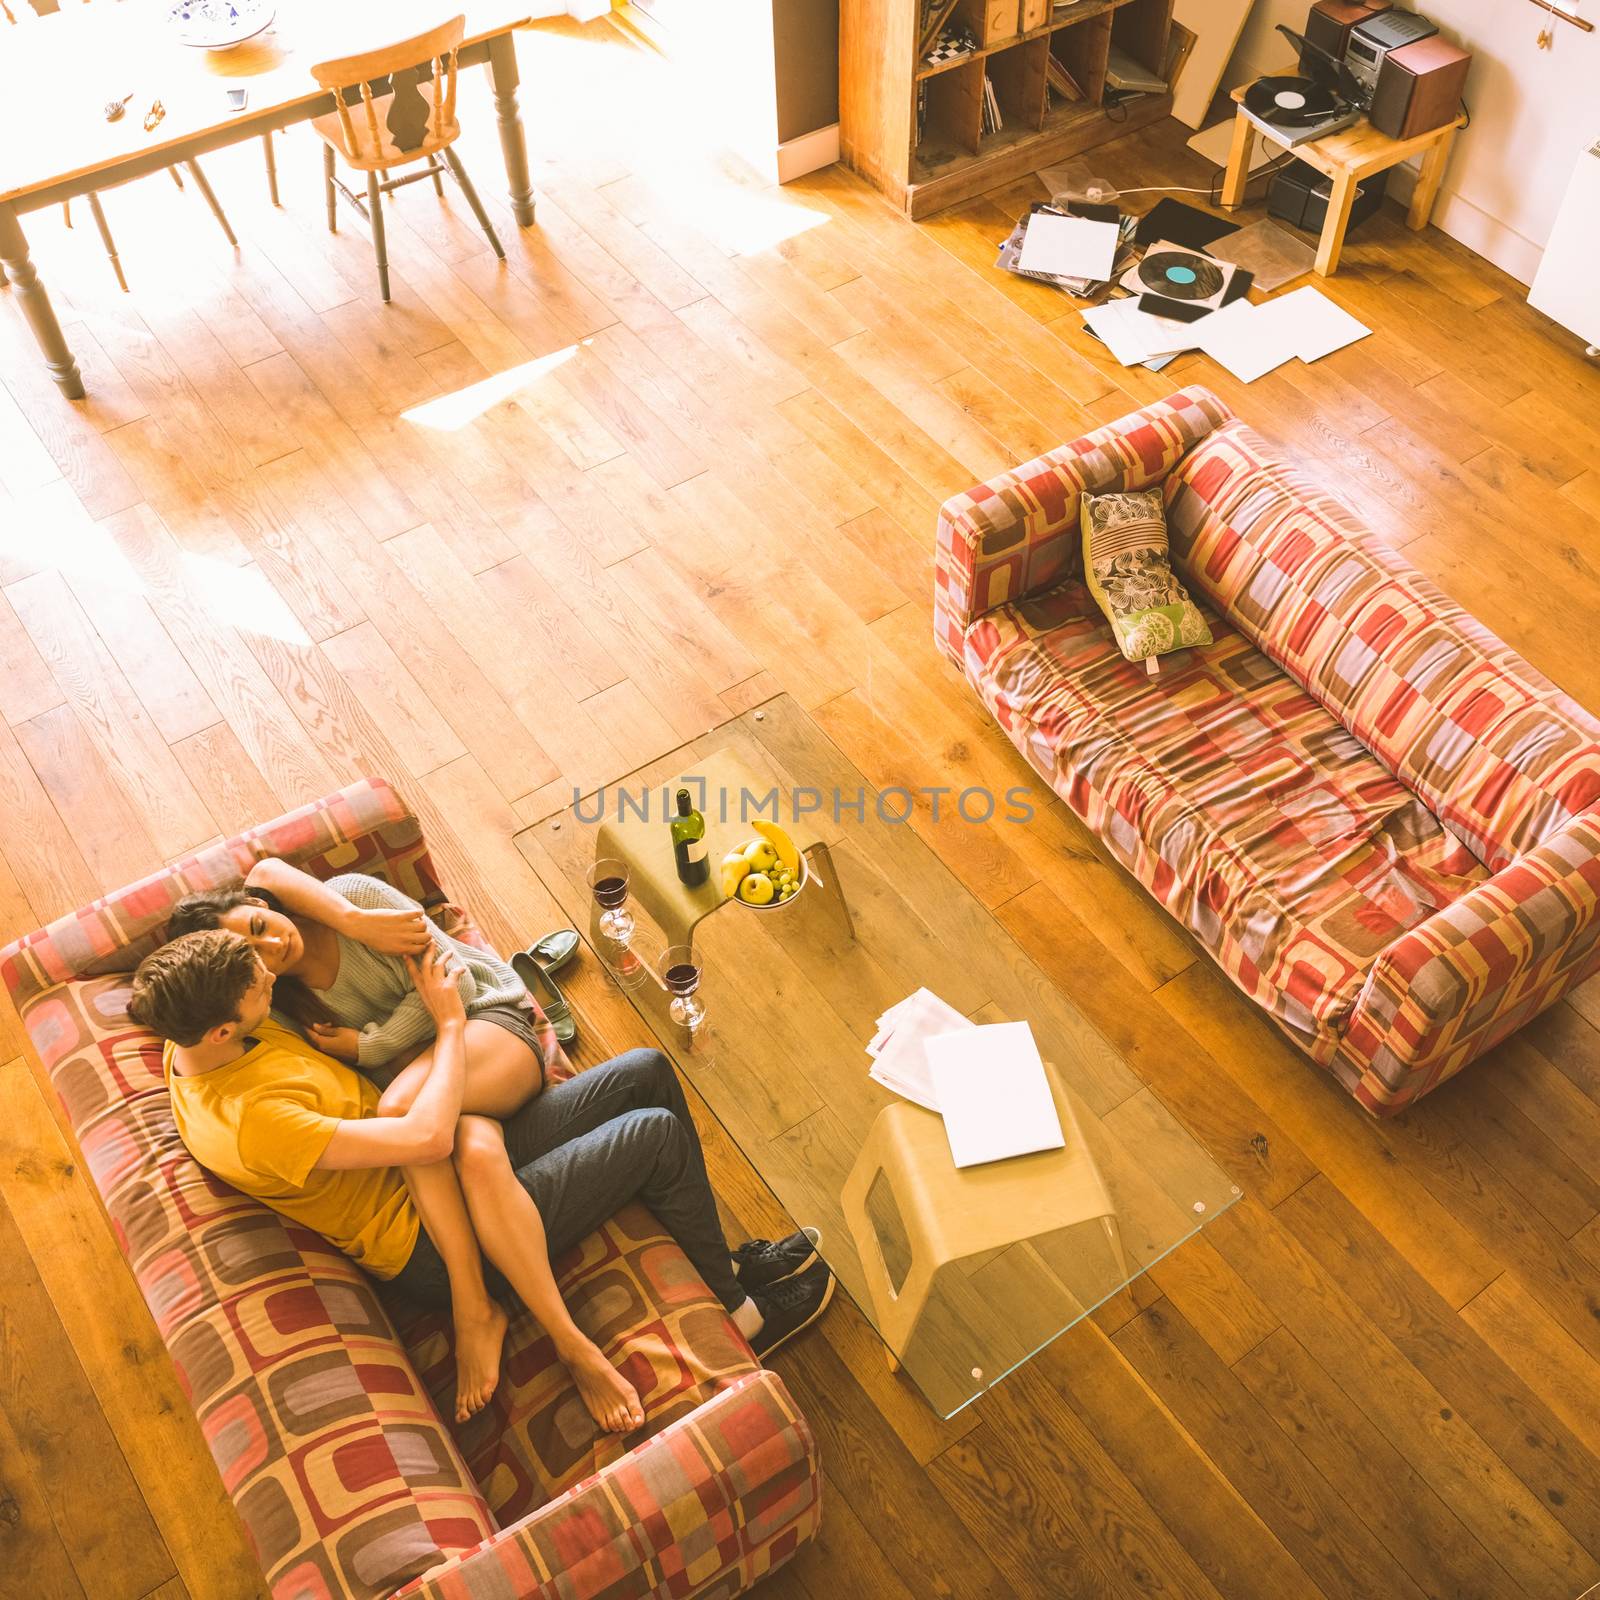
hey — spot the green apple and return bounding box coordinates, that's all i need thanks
[738,871,776,905]
[743,838,779,873]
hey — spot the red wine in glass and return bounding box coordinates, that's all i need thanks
[663,944,705,1032]
[588,857,635,948]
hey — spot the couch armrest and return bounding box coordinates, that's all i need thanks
[932,385,1233,666]
[0,776,432,1011]
[1339,809,1600,1115]
[395,1370,820,1600]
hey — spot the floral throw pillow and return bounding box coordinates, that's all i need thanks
[1080,488,1213,663]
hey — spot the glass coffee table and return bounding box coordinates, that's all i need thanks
[518,696,1241,1417]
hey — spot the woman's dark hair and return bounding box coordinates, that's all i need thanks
[164,883,339,1031]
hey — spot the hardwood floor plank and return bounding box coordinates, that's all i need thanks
[8,571,217,859]
[170,722,288,837]
[1460,1271,1600,1464]
[1211,1199,1598,1598]
[1280,1178,1600,1555]
[13,705,162,888]
[100,503,343,806]
[1115,1299,1433,1600]
[0,1394,88,1600]
[0,1191,174,1600]
[1233,1325,1516,1600]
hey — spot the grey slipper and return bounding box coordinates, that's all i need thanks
[523,928,580,973]
[511,950,577,1045]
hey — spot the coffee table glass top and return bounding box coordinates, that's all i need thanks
[519,696,1242,1417]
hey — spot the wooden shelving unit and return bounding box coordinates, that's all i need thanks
[841,0,1175,218]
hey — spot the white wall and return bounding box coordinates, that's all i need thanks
[1220,1,1600,283]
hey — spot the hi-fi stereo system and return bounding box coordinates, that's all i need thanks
[1249,3,1470,152]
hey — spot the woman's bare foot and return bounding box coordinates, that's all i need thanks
[453,1301,509,1424]
[564,1340,644,1433]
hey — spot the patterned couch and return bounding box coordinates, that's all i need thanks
[0,778,820,1599]
[937,386,1600,1116]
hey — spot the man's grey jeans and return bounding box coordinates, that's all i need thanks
[386,1048,744,1313]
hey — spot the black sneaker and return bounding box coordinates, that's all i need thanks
[748,1260,835,1360]
[733,1227,820,1291]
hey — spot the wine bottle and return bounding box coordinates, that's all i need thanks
[670,788,709,887]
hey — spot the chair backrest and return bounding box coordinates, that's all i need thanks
[310,13,464,162]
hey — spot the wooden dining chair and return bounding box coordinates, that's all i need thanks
[310,14,504,303]
[5,0,264,293]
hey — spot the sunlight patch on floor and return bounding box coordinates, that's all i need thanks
[181,552,310,643]
[401,343,582,429]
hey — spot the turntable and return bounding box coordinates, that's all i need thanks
[1239,74,1360,146]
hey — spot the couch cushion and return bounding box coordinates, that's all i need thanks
[392,1202,761,1526]
[23,974,496,1600]
[965,582,1489,1054]
[1165,418,1600,873]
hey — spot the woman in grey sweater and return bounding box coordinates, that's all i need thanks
[164,859,644,1435]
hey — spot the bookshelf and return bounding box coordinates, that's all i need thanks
[840,0,1175,217]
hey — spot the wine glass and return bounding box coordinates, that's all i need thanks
[663,944,707,1035]
[588,858,634,949]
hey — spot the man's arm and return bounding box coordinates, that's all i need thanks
[315,946,468,1170]
[245,859,431,956]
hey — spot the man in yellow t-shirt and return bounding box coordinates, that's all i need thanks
[129,926,835,1433]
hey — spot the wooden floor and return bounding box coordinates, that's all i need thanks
[4,15,1600,1600]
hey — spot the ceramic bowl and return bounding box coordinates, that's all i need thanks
[166,0,276,50]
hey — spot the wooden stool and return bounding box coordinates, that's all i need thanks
[841,1063,1127,1373]
[1220,85,1465,276]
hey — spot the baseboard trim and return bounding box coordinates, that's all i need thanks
[776,124,841,184]
[1380,164,1543,287]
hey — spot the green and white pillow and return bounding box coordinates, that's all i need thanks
[1080,488,1212,663]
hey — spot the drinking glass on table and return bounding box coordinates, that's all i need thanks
[663,944,707,1036]
[588,858,634,948]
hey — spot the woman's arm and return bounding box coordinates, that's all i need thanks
[245,860,431,956]
[318,951,469,1169]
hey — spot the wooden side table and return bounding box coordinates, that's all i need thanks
[588,742,854,1037]
[1220,86,1465,276]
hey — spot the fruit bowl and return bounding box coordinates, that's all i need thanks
[721,822,807,910]
[739,851,807,912]
[166,0,276,49]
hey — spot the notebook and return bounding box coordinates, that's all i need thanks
[924,1021,1066,1168]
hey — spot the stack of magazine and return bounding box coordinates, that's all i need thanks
[995,203,1137,296]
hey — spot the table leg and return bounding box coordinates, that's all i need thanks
[807,841,856,943]
[1407,126,1456,231]
[1314,170,1359,277]
[262,131,281,207]
[0,204,83,399]
[488,31,535,227]
[1220,110,1255,209]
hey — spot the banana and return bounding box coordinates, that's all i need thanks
[752,819,801,877]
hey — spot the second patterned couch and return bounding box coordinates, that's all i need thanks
[937,385,1600,1116]
[0,778,820,1600]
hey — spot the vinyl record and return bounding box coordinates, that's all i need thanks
[1244,74,1338,127]
[1137,250,1225,302]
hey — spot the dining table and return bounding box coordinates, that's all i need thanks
[0,0,538,399]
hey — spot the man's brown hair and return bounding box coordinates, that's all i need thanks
[129,930,260,1047]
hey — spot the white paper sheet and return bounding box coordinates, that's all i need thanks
[1017,213,1120,281]
[867,987,974,1112]
[1253,285,1372,362]
[1192,298,1297,382]
[925,1021,1066,1168]
[1081,298,1199,366]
